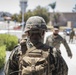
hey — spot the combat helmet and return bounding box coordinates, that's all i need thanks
[25,16,47,32]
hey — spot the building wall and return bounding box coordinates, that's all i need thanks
[50,12,76,28]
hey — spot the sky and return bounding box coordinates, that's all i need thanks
[0,0,76,14]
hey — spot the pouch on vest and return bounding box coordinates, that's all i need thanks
[19,46,50,75]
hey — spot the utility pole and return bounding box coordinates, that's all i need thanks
[20,0,28,31]
[4,17,11,34]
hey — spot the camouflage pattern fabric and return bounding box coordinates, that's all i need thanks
[4,16,69,75]
[69,30,75,43]
[46,34,72,57]
[24,16,47,32]
[4,40,68,75]
[46,34,73,75]
[69,30,75,39]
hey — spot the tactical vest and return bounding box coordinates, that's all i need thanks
[18,44,53,75]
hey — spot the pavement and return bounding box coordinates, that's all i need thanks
[60,44,76,75]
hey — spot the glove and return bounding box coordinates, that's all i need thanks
[68,52,72,59]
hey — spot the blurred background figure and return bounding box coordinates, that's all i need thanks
[69,28,75,43]
[46,26,72,58]
[63,29,67,40]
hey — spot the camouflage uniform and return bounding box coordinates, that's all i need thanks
[4,41,65,75]
[69,29,75,43]
[4,16,68,75]
[46,34,72,56]
[46,33,73,75]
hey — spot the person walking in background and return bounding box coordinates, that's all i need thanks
[46,26,73,75]
[46,26,72,58]
[69,28,75,43]
[63,29,67,40]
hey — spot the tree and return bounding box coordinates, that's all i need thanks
[33,6,50,24]
[53,12,60,24]
[52,12,67,26]
[11,14,19,22]
[72,4,76,12]
[48,2,66,26]
[1,13,6,17]
[48,2,57,26]
[24,10,33,22]
[11,6,50,25]
[48,2,56,12]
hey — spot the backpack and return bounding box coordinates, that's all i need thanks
[19,44,52,75]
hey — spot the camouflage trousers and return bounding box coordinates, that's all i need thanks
[58,54,68,75]
[52,53,68,75]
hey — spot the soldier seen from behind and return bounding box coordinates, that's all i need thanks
[4,16,68,75]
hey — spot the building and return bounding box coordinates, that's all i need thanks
[63,13,76,28]
[49,12,76,29]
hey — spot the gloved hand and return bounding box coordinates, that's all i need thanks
[68,52,72,59]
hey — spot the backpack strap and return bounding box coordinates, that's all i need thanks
[19,42,44,75]
[26,43,43,55]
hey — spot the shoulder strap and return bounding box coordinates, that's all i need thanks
[21,43,43,58]
[27,43,43,53]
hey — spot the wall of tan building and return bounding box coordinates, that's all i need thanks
[47,12,76,31]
